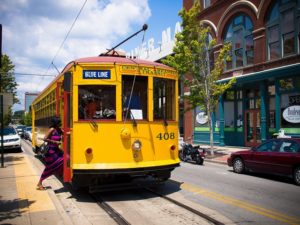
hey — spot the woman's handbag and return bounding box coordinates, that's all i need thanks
[39,142,49,156]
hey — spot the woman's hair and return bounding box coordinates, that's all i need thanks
[50,116,62,128]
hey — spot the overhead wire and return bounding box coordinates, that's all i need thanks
[45,0,88,76]
[0,72,55,77]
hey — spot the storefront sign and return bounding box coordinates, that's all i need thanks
[83,70,111,79]
[126,22,182,61]
[196,112,208,125]
[283,105,300,123]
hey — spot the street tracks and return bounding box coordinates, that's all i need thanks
[91,185,225,225]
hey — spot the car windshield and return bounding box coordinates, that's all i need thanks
[17,126,26,130]
[2,127,17,135]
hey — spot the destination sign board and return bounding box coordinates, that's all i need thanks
[83,70,111,79]
[120,65,177,79]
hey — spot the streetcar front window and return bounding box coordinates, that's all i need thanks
[122,76,148,120]
[78,85,116,120]
[153,78,175,121]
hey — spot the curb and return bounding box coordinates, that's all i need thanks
[205,158,228,165]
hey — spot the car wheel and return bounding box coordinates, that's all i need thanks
[233,158,245,174]
[294,167,300,186]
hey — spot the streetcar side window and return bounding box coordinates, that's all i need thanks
[78,85,116,120]
[122,75,148,120]
[153,78,175,121]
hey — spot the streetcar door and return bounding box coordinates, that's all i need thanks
[63,72,72,182]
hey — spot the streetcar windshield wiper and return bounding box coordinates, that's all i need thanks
[130,110,137,127]
[163,110,168,127]
[89,119,98,131]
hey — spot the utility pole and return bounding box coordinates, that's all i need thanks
[0,24,4,168]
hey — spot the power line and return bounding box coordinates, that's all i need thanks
[45,0,88,75]
[0,72,55,77]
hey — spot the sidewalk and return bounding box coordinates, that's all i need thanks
[201,145,251,164]
[0,153,72,225]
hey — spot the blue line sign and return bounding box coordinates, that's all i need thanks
[83,70,111,79]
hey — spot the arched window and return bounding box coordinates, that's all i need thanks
[223,14,254,70]
[203,0,211,9]
[266,0,300,60]
[206,33,214,70]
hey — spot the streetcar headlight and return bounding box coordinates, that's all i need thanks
[132,139,142,151]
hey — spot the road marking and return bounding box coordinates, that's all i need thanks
[14,154,56,213]
[215,171,228,175]
[181,182,300,225]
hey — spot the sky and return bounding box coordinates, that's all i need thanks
[0,0,182,112]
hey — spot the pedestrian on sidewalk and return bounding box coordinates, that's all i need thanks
[37,116,64,190]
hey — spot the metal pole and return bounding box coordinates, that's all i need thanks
[100,24,148,56]
[0,24,4,168]
[1,95,3,168]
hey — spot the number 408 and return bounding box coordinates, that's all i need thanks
[156,132,175,140]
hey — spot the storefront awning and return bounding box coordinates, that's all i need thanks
[217,63,300,85]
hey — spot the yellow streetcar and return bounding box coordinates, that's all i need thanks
[31,52,180,190]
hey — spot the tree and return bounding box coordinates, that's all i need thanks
[0,54,19,104]
[163,1,235,154]
[23,112,32,126]
[1,54,18,125]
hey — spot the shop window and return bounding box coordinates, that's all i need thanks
[223,14,253,70]
[298,16,300,53]
[281,92,300,127]
[225,90,234,100]
[206,33,214,71]
[78,85,116,120]
[266,0,299,60]
[237,101,243,128]
[122,76,148,120]
[153,78,175,121]
[245,89,260,109]
[224,102,234,127]
[203,0,211,9]
[279,76,300,91]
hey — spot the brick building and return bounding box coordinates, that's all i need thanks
[182,0,300,147]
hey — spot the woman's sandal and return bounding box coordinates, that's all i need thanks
[36,185,47,190]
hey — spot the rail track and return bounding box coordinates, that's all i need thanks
[90,183,225,225]
[22,140,226,225]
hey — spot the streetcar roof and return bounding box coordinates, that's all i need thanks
[62,56,174,73]
[33,56,176,103]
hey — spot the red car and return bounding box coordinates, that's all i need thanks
[227,138,300,185]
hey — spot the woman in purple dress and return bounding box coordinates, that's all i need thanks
[37,117,64,190]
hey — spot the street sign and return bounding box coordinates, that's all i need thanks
[0,93,13,115]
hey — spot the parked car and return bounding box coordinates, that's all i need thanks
[227,138,300,185]
[0,126,22,152]
[16,125,26,138]
[23,126,32,141]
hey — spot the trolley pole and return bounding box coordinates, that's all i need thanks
[101,24,148,56]
[0,24,4,168]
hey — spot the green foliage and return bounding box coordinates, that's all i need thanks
[0,54,19,104]
[3,108,12,126]
[162,0,235,149]
[0,54,18,125]
[23,112,32,126]
[163,0,235,114]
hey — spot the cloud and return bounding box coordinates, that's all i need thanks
[0,0,151,111]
